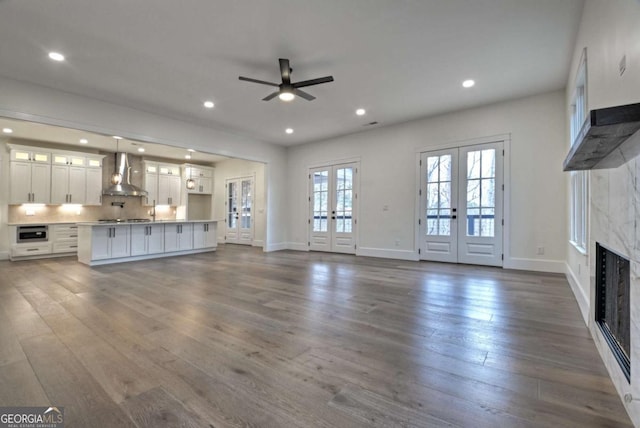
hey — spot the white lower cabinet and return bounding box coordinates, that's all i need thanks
[131,224,165,256]
[78,221,216,266]
[90,226,130,260]
[193,222,217,249]
[165,223,193,252]
[51,224,79,254]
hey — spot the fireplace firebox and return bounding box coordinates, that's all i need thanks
[595,243,631,382]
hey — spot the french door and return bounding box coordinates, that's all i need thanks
[420,142,503,266]
[309,162,358,253]
[225,176,254,245]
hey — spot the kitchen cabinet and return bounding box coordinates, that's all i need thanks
[184,165,213,195]
[158,174,181,205]
[164,223,193,252]
[157,163,181,205]
[85,167,103,206]
[193,222,217,249]
[51,224,79,254]
[51,164,86,204]
[52,153,86,167]
[9,160,51,204]
[142,161,159,206]
[90,225,130,260]
[131,223,165,256]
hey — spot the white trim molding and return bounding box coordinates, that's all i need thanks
[286,242,310,252]
[264,242,289,252]
[565,262,590,325]
[0,251,9,261]
[356,247,419,261]
[503,257,566,274]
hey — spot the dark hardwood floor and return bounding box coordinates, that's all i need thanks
[0,245,632,427]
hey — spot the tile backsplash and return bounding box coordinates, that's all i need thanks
[8,196,177,224]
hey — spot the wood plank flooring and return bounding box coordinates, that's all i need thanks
[0,245,632,427]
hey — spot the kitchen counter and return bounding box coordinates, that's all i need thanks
[77,220,217,266]
[76,219,216,226]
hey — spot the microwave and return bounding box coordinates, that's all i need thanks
[17,225,48,243]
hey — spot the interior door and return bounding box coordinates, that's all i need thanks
[309,162,358,254]
[225,176,254,245]
[420,149,459,263]
[420,142,503,266]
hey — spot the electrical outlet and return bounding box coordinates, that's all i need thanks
[536,246,545,255]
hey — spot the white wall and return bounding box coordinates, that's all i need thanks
[287,90,567,271]
[564,1,640,425]
[213,158,266,247]
[565,0,640,309]
[0,76,288,252]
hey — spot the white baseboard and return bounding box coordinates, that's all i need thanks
[565,262,590,325]
[264,242,289,252]
[0,251,9,261]
[356,247,419,261]
[503,257,565,273]
[251,240,264,248]
[286,242,310,252]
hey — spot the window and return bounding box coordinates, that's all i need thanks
[570,171,588,251]
[570,49,588,252]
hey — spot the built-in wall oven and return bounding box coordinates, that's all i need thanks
[16,225,48,243]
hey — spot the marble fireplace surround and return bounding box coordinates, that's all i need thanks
[589,157,640,420]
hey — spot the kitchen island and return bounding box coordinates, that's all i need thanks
[77,220,216,266]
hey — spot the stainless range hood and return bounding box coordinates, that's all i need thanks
[563,103,640,171]
[103,152,148,197]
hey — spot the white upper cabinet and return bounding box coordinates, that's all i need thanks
[9,148,51,204]
[184,164,214,195]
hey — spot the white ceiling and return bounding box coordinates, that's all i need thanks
[0,0,584,147]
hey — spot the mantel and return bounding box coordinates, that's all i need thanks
[563,103,640,171]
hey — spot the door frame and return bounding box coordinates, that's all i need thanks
[414,134,511,266]
[307,157,361,253]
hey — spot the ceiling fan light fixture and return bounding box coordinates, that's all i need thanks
[279,91,295,102]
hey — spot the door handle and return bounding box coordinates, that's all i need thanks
[452,215,457,219]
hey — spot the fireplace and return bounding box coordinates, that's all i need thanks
[595,243,631,381]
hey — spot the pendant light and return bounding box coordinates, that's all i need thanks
[110,136,123,185]
[186,154,196,190]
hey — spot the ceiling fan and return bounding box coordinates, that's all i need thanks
[239,58,334,102]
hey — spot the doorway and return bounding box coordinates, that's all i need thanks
[308,162,359,254]
[225,176,254,245]
[419,142,503,266]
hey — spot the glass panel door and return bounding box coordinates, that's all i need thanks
[225,176,254,245]
[309,163,358,254]
[420,142,503,266]
[421,149,458,263]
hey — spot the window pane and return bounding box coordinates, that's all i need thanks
[427,156,439,183]
[467,208,480,237]
[480,218,494,237]
[439,155,451,181]
[480,178,495,207]
[438,217,451,236]
[427,183,439,209]
[439,182,451,209]
[481,149,495,178]
[427,218,438,235]
[467,179,480,208]
[467,151,481,179]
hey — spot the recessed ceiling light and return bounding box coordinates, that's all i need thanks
[137,147,145,153]
[285,128,294,134]
[79,138,88,144]
[187,149,196,152]
[356,108,366,116]
[48,52,65,62]
[203,101,214,109]
[462,79,475,88]
[185,155,192,160]
[2,128,13,134]
[112,135,122,140]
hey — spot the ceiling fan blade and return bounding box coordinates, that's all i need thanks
[293,88,316,101]
[279,58,291,84]
[262,91,280,101]
[292,76,334,88]
[239,76,280,87]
